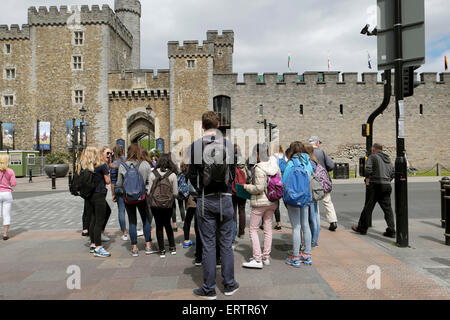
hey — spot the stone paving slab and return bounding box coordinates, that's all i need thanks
[1,221,449,300]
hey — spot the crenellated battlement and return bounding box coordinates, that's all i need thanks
[27,5,133,47]
[215,71,449,87]
[206,30,234,47]
[168,40,214,58]
[108,69,170,97]
[0,24,30,40]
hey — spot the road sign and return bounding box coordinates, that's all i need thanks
[377,0,425,70]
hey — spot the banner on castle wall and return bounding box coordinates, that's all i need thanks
[2,123,14,150]
[66,120,87,149]
[34,122,51,151]
[156,138,165,153]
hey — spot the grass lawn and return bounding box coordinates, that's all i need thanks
[329,169,450,179]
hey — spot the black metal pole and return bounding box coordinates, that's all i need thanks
[394,0,409,247]
[72,118,76,175]
[52,166,56,190]
[445,184,450,245]
[441,177,450,228]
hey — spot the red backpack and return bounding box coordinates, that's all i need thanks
[232,167,247,196]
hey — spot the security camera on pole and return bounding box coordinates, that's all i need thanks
[371,0,425,247]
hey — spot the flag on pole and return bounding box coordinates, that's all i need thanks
[328,57,331,71]
[288,53,292,70]
[368,52,372,69]
[445,56,448,71]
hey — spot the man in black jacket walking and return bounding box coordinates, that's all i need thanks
[352,143,396,238]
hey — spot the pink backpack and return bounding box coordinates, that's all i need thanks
[315,164,332,193]
[265,172,283,202]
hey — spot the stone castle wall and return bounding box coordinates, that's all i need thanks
[214,71,450,169]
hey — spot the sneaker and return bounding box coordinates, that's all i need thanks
[224,282,240,296]
[300,254,312,265]
[312,243,319,248]
[274,225,282,231]
[285,256,301,268]
[192,288,216,300]
[169,247,177,255]
[173,227,178,233]
[351,225,367,235]
[259,225,264,231]
[131,249,139,257]
[94,246,111,258]
[262,258,270,266]
[193,259,202,266]
[242,259,263,269]
[183,241,194,248]
[159,250,166,259]
[89,245,96,253]
[383,231,396,238]
[145,247,158,255]
[81,231,89,237]
[121,234,128,241]
[101,234,110,242]
[137,230,144,237]
[216,260,221,269]
[329,222,338,231]
[232,243,236,250]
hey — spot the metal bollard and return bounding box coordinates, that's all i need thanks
[445,184,450,246]
[52,167,56,190]
[29,169,33,183]
[440,177,450,228]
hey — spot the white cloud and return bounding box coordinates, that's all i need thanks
[1,0,449,75]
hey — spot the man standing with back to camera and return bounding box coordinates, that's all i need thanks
[188,111,239,300]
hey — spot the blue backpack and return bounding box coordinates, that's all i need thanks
[177,173,190,200]
[122,162,147,204]
[282,158,311,208]
[278,156,288,176]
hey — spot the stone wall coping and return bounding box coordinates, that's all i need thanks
[0,24,30,40]
[168,40,214,58]
[109,89,169,100]
[27,5,133,47]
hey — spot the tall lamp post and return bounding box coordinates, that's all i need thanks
[0,121,3,151]
[145,104,152,151]
[79,105,87,148]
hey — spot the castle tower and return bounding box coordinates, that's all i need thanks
[207,30,234,73]
[115,0,141,69]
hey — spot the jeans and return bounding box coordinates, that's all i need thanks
[116,195,127,232]
[125,200,151,245]
[196,195,236,293]
[309,202,320,246]
[152,207,176,251]
[287,204,311,256]
[87,193,107,247]
[249,202,277,261]
[358,183,395,233]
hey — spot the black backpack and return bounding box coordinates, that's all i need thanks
[72,169,97,199]
[202,138,230,190]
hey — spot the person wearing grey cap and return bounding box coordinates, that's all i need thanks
[309,136,338,231]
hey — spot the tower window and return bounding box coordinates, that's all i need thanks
[3,95,14,107]
[213,96,231,128]
[419,104,423,115]
[187,60,196,69]
[5,68,16,80]
[74,31,84,45]
[74,90,84,104]
[73,56,83,70]
[5,44,11,54]
[300,104,304,115]
[340,104,344,115]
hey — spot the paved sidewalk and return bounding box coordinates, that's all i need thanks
[0,222,448,300]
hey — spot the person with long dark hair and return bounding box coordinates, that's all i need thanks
[110,144,128,241]
[116,143,153,257]
[148,153,178,258]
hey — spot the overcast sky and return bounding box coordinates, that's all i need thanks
[2,0,449,79]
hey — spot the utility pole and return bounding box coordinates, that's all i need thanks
[0,121,3,150]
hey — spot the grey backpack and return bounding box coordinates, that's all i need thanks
[310,172,325,201]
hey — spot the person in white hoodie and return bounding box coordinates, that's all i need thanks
[242,143,280,269]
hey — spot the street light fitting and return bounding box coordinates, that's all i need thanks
[79,105,87,120]
[146,104,153,114]
[361,24,378,36]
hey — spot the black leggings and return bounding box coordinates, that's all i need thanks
[172,199,186,223]
[152,207,176,251]
[82,198,111,232]
[274,201,281,223]
[183,207,196,241]
[87,193,107,247]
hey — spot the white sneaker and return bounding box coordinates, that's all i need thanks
[101,234,110,242]
[137,230,144,237]
[262,258,270,266]
[121,234,128,241]
[242,259,263,269]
